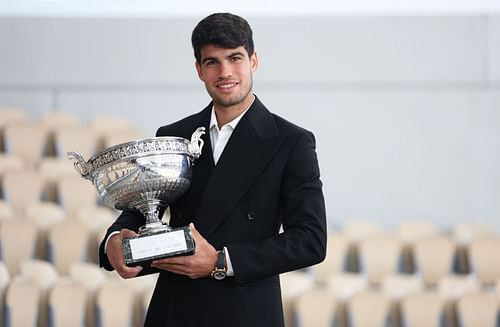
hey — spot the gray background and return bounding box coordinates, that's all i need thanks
[1,14,499,231]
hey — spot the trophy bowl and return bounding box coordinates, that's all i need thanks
[68,127,205,267]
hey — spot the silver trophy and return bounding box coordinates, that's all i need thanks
[68,127,205,267]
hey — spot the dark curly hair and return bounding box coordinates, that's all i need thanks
[191,13,255,64]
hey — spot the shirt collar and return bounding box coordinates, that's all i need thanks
[209,96,255,132]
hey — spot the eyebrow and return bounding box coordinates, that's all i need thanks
[201,51,246,65]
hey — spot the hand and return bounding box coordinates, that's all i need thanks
[107,229,143,279]
[150,223,218,279]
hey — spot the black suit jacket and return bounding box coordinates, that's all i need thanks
[99,96,327,327]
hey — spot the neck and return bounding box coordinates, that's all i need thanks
[214,94,255,128]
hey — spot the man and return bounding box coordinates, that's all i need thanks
[99,12,327,327]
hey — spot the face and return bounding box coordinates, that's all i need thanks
[195,45,258,110]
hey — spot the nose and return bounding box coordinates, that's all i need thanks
[218,61,232,78]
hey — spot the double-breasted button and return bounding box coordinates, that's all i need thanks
[247,212,255,220]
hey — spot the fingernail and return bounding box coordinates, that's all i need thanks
[189,223,195,228]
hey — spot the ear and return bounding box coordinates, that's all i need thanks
[250,52,259,72]
[195,62,204,81]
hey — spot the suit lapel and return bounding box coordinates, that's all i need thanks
[194,98,286,237]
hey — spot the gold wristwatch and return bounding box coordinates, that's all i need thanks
[211,250,227,280]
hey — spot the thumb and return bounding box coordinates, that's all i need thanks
[120,228,137,239]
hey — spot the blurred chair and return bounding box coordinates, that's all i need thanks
[347,290,392,327]
[25,201,66,259]
[313,231,349,285]
[39,111,80,130]
[96,280,135,327]
[359,234,403,286]
[0,200,13,223]
[48,279,88,327]
[468,235,500,286]
[120,274,159,327]
[37,158,77,202]
[102,128,146,149]
[47,220,90,275]
[413,235,456,287]
[0,153,25,176]
[73,204,115,263]
[0,108,28,152]
[4,277,42,327]
[69,262,108,327]
[0,218,38,275]
[53,126,98,160]
[438,275,481,327]
[326,273,368,301]
[452,223,495,274]
[382,274,423,327]
[400,291,446,327]
[20,260,59,290]
[3,122,49,167]
[88,116,134,151]
[397,220,439,273]
[57,175,99,215]
[341,220,384,272]
[2,170,46,213]
[280,271,314,327]
[294,288,338,327]
[0,262,11,326]
[456,292,499,327]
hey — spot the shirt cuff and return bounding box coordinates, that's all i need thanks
[223,246,234,276]
[104,231,121,254]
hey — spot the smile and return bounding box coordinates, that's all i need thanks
[217,82,238,89]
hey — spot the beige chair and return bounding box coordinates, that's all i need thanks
[37,158,77,202]
[20,260,60,290]
[49,279,88,327]
[401,291,445,327]
[342,220,384,272]
[453,223,495,274]
[0,200,13,222]
[57,175,99,215]
[294,288,338,327]
[382,274,423,327]
[468,235,500,286]
[0,218,38,275]
[73,205,115,263]
[25,201,66,259]
[120,274,159,327]
[313,231,349,284]
[438,275,481,327]
[3,122,49,167]
[0,262,11,326]
[48,220,90,275]
[0,153,25,176]
[5,276,42,327]
[414,235,456,286]
[326,273,368,301]
[102,128,147,149]
[39,111,80,129]
[457,292,499,327]
[69,262,108,327]
[347,290,392,327]
[2,170,46,213]
[53,126,98,160]
[88,116,134,151]
[0,108,28,152]
[397,220,439,273]
[96,280,135,327]
[359,234,403,286]
[280,271,314,327]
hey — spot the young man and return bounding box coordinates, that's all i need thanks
[99,12,327,327]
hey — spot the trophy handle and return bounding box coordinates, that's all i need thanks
[67,151,93,180]
[188,127,206,159]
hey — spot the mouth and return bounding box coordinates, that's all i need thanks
[216,81,239,90]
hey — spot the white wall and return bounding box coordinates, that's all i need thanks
[0,15,499,231]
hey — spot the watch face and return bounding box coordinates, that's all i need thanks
[213,270,226,280]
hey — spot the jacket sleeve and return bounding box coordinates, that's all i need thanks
[227,130,327,284]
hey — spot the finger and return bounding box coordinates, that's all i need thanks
[120,228,137,239]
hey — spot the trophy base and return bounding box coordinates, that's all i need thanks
[122,225,195,267]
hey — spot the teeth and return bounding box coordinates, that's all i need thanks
[218,83,237,89]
